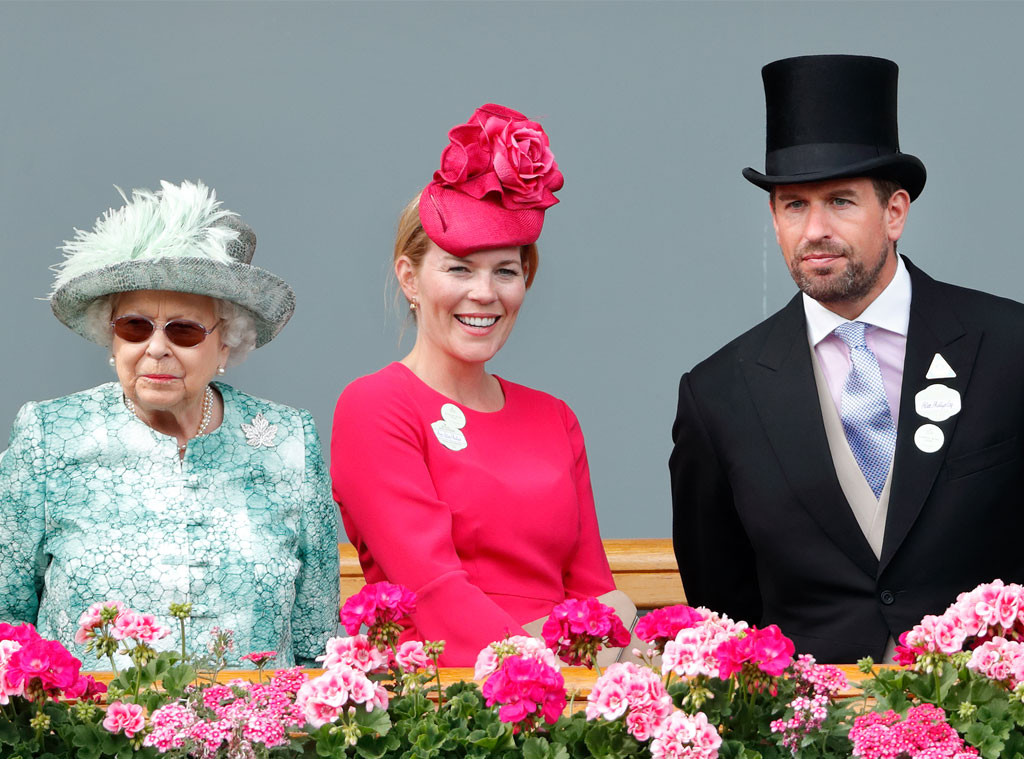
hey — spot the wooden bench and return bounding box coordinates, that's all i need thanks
[339,538,685,612]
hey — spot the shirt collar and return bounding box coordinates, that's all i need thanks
[803,253,912,347]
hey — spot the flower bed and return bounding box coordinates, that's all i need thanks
[2,580,1023,758]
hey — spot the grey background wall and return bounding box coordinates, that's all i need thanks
[1,1,1021,538]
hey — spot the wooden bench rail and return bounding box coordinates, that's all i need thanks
[81,664,870,701]
[339,538,686,612]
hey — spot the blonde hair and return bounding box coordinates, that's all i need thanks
[393,195,539,292]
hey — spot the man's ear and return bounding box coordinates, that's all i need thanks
[769,197,782,247]
[886,189,911,243]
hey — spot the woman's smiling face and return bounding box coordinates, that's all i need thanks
[398,242,526,367]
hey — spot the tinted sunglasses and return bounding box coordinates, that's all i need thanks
[111,315,220,348]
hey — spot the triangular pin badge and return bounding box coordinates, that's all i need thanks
[926,353,956,380]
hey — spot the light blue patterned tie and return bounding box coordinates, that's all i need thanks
[833,322,897,498]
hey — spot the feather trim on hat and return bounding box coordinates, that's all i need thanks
[50,180,238,296]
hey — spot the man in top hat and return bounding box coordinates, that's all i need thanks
[670,54,1024,662]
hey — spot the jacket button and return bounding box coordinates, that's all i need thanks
[880,590,895,605]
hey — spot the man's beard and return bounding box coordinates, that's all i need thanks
[788,241,889,304]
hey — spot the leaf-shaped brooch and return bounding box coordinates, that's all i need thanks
[241,412,278,448]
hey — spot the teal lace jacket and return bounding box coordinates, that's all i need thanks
[0,382,340,668]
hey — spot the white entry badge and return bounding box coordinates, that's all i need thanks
[432,420,467,451]
[915,384,961,423]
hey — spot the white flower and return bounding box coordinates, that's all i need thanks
[241,412,278,448]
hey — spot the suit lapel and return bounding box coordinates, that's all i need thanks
[881,259,979,570]
[741,295,879,578]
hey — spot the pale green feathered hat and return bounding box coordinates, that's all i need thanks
[50,180,295,347]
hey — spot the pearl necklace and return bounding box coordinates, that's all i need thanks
[124,385,215,452]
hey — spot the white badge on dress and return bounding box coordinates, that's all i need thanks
[432,403,468,451]
[926,353,956,380]
[914,423,945,453]
[915,384,961,423]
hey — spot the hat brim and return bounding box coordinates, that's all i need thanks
[50,258,295,348]
[742,152,927,202]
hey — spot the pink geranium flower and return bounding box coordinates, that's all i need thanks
[295,664,389,729]
[146,680,306,754]
[714,625,795,680]
[63,673,107,702]
[542,597,631,668]
[482,654,567,732]
[111,610,170,643]
[3,637,81,699]
[395,640,433,674]
[340,582,417,649]
[586,661,674,740]
[103,700,146,738]
[636,605,707,649]
[240,650,278,668]
[651,710,722,759]
[849,704,978,759]
[74,600,125,644]
[317,635,387,673]
[662,609,747,679]
[0,622,41,647]
[474,636,560,680]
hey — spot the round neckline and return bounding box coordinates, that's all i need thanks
[112,380,230,450]
[390,362,510,415]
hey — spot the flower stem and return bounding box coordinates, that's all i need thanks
[179,618,186,663]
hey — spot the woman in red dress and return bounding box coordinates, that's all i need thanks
[331,105,615,665]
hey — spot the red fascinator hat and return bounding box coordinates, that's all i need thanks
[419,103,564,257]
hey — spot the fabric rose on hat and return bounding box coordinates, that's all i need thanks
[435,104,563,211]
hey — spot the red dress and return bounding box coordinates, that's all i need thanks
[331,362,615,665]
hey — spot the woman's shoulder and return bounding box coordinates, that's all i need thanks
[21,382,121,421]
[217,382,313,426]
[498,376,574,417]
[335,363,418,417]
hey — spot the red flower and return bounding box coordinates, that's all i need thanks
[542,597,631,668]
[63,674,107,702]
[482,654,566,731]
[4,638,81,698]
[714,625,794,679]
[0,623,42,647]
[635,605,706,648]
[340,582,416,634]
[434,104,563,211]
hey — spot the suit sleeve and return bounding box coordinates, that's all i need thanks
[669,373,762,624]
[291,411,341,666]
[331,378,527,665]
[560,403,615,598]
[0,402,49,624]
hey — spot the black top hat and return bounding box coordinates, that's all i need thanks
[742,55,926,201]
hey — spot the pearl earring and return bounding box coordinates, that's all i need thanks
[108,356,116,367]
[217,366,226,375]
[409,299,418,312]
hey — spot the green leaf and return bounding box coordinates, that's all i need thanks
[354,731,400,759]
[0,719,21,746]
[523,736,550,759]
[353,707,392,737]
[160,663,196,696]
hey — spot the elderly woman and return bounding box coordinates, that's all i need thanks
[0,180,339,667]
[331,105,616,665]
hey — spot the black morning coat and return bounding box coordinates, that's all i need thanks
[669,257,1024,662]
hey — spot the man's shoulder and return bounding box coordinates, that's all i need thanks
[686,299,801,382]
[908,260,1024,338]
[921,270,1024,319]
